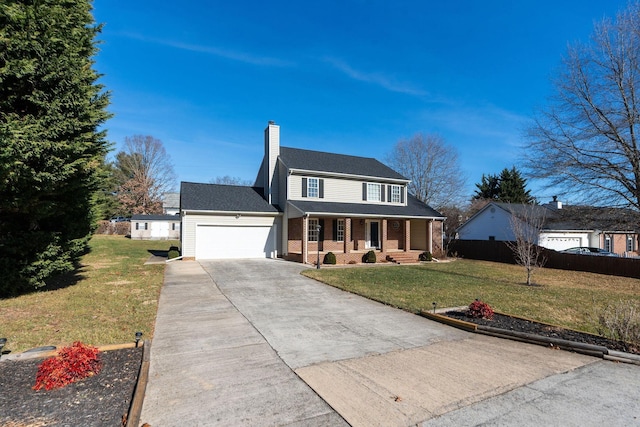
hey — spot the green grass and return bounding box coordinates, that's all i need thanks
[0,235,177,353]
[303,259,640,334]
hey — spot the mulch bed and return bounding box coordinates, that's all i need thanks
[0,347,142,427]
[444,310,640,355]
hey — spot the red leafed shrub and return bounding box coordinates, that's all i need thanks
[468,299,494,319]
[33,342,102,391]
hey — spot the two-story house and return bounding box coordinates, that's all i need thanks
[180,121,445,264]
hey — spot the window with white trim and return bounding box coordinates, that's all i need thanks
[367,183,381,202]
[391,185,402,203]
[337,219,345,242]
[604,235,612,252]
[308,219,319,242]
[627,235,635,252]
[307,178,319,198]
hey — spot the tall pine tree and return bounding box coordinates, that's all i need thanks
[473,167,534,204]
[0,0,111,295]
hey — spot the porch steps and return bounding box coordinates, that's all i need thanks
[386,253,420,264]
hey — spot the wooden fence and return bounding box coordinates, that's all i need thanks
[448,240,640,279]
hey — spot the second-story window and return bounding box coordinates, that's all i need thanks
[308,178,319,198]
[302,177,324,198]
[391,185,402,203]
[367,183,381,202]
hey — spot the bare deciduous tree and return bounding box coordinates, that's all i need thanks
[524,2,640,209]
[505,204,548,286]
[386,133,467,209]
[210,175,252,186]
[114,135,176,215]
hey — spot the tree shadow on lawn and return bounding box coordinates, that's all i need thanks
[421,266,546,288]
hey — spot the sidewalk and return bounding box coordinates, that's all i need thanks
[138,262,347,426]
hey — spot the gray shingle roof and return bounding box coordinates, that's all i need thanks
[288,195,443,218]
[131,214,180,221]
[546,205,640,231]
[180,182,280,213]
[279,146,407,181]
[162,192,180,208]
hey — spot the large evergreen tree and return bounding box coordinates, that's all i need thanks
[473,167,534,204]
[0,0,110,295]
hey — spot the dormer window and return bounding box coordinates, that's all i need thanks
[302,177,324,198]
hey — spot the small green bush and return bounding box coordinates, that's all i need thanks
[363,250,377,263]
[419,251,432,261]
[323,252,337,265]
[168,246,181,259]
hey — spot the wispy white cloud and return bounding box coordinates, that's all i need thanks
[322,56,428,97]
[121,32,293,67]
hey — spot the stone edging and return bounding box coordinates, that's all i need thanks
[419,310,640,365]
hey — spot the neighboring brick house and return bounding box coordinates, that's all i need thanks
[457,200,640,257]
[180,121,445,264]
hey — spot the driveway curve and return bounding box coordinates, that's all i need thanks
[142,259,640,427]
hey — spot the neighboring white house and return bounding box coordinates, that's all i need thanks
[130,214,180,240]
[457,200,640,256]
[162,193,180,215]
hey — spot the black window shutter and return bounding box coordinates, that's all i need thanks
[362,183,367,201]
[332,219,338,241]
[381,184,386,202]
[319,219,325,241]
[401,187,405,203]
[302,177,307,197]
[319,179,324,198]
[388,186,392,202]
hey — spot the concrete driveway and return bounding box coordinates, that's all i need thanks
[141,259,640,426]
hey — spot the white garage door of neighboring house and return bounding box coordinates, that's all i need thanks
[543,237,581,251]
[195,225,276,259]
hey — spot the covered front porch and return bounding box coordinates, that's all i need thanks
[285,216,443,265]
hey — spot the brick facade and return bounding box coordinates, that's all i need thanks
[286,215,442,265]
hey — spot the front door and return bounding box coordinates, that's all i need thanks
[366,220,380,249]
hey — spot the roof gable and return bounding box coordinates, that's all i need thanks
[279,146,407,181]
[180,182,280,213]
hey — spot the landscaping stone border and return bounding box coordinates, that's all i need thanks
[419,310,640,365]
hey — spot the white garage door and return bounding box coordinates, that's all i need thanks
[195,225,276,259]
[544,237,581,251]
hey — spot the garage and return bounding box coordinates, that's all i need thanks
[195,225,277,259]
[541,236,582,251]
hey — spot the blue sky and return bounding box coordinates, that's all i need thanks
[92,0,627,202]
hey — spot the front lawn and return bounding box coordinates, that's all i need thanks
[0,235,176,353]
[303,259,640,334]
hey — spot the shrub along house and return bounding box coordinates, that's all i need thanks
[180,121,445,264]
